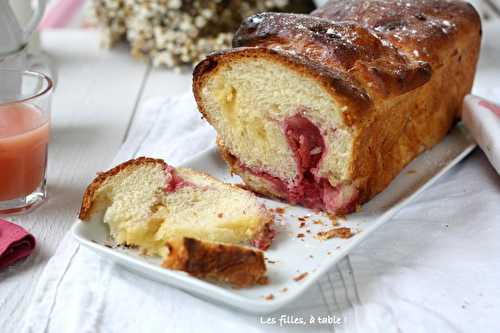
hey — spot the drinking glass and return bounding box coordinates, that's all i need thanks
[0,69,53,215]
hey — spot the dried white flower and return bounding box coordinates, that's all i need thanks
[92,0,314,69]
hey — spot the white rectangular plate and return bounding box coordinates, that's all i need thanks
[72,125,475,314]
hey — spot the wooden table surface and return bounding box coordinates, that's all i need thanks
[0,30,191,332]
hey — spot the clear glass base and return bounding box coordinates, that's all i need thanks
[0,179,47,216]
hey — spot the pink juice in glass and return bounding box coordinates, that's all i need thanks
[0,103,49,201]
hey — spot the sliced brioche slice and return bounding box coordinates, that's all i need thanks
[164,237,267,288]
[79,157,275,259]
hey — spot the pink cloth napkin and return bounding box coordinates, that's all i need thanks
[463,95,500,175]
[0,219,36,269]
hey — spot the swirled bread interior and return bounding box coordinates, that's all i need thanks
[79,157,274,258]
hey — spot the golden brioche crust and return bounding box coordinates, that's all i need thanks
[193,46,372,126]
[78,157,167,221]
[234,13,432,99]
[163,237,267,288]
[312,0,480,53]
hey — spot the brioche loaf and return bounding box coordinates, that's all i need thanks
[79,157,275,259]
[193,0,481,215]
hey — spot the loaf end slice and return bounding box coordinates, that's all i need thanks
[78,157,275,258]
[164,237,267,288]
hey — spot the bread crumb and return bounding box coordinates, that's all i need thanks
[217,213,224,218]
[299,222,306,228]
[316,227,354,240]
[264,293,274,300]
[293,272,308,282]
[313,220,323,225]
[275,207,286,214]
[280,287,288,293]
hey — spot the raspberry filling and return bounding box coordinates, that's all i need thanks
[163,165,275,250]
[284,114,326,210]
[238,114,359,215]
[250,221,276,251]
[164,165,190,192]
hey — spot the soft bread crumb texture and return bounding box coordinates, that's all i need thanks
[92,162,168,255]
[200,57,353,184]
[80,159,271,258]
[153,168,270,252]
